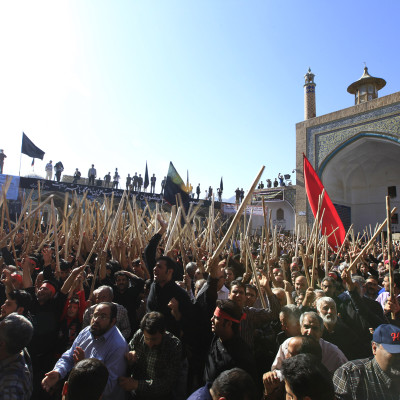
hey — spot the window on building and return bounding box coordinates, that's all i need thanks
[277,208,284,221]
[391,213,398,225]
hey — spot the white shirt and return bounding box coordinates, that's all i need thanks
[272,336,348,374]
[217,285,229,300]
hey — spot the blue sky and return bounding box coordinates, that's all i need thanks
[1,1,399,199]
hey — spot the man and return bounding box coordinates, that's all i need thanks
[62,358,109,400]
[45,160,53,180]
[333,324,400,399]
[126,174,132,190]
[316,296,366,360]
[263,336,323,397]
[161,176,167,194]
[188,368,257,400]
[216,265,229,300]
[0,289,32,320]
[88,164,96,186]
[113,169,120,189]
[245,284,258,307]
[0,314,34,400]
[292,275,307,300]
[376,272,400,310]
[150,173,156,193]
[118,312,182,399]
[104,172,111,187]
[72,168,81,184]
[54,161,64,182]
[338,271,386,350]
[42,302,128,400]
[82,285,131,339]
[147,255,194,339]
[272,311,347,374]
[137,174,143,192]
[228,278,280,351]
[277,304,301,345]
[205,300,256,383]
[133,172,139,191]
[365,275,380,300]
[282,354,335,400]
[0,149,6,174]
[112,271,144,333]
[225,266,237,287]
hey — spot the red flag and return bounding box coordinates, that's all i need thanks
[303,154,346,250]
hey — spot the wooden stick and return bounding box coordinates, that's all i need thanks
[246,240,267,308]
[0,194,54,248]
[346,207,397,273]
[208,166,265,268]
[333,223,353,266]
[386,196,395,320]
[51,198,60,273]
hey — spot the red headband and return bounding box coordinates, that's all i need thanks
[214,307,246,324]
[11,273,23,284]
[41,282,56,297]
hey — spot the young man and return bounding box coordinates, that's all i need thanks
[282,354,335,400]
[205,300,256,383]
[62,358,108,400]
[118,312,182,399]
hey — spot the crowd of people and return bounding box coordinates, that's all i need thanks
[0,198,400,400]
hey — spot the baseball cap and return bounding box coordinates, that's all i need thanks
[373,324,400,353]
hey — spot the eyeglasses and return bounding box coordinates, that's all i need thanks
[92,313,110,321]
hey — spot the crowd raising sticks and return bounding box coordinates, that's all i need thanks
[0,169,399,400]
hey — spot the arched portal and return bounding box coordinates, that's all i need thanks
[320,135,400,233]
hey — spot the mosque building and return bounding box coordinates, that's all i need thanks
[296,66,400,234]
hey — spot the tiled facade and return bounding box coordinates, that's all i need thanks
[296,91,400,227]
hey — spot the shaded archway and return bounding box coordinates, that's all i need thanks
[320,135,400,233]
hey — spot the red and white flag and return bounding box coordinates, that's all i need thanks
[303,154,346,250]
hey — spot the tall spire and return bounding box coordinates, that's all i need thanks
[304,68,316,120]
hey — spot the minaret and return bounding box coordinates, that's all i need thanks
[304,68,316,120]
[347,66,386,105]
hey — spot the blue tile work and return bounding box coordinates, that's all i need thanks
[306,102,400,173]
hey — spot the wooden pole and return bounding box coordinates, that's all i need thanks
[346,207,397,273]
[51,198,60,274]
[208,166,265,268]
[386,196,395,320]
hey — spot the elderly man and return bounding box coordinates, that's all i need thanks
[0,314,34,400]
[82,285,131,339]
[316,296,366,360]
[333,324,400,399]
[272,311,347,374]
[42,302,128,400]
[263,335,323,397]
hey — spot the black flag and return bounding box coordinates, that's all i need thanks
[220,177,224,192]
[163,162,190,206]
[21,133,45,160]
[144,162,149,189]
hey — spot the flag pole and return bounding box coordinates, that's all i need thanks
[19,132,23,176]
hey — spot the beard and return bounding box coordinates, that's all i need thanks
[321,313,337,326]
